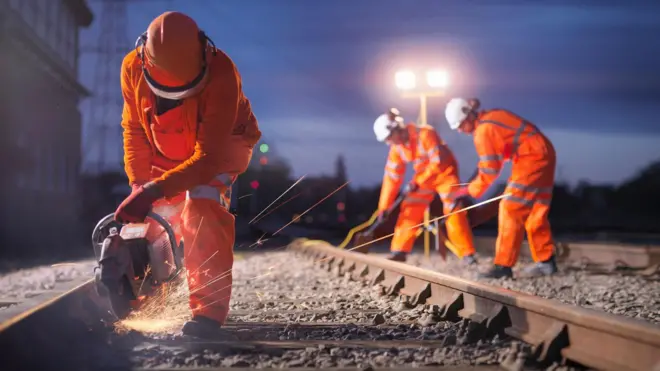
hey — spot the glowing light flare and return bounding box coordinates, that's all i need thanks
[336,202,345,211]
[338,214,346,223]
[395,70,416,90]
[426,69,449,88]
[259,143,269,153]
[259,156,268,165]
[250,180,260,190]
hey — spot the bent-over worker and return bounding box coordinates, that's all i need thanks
[444,98,558,279]
[114,11,261,337]
[373,108,477,264]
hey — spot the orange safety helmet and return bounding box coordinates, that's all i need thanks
[134,11,217,99]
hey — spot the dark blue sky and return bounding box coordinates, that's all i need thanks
[80,0,660,188]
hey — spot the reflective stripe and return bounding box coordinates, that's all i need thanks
[417,140,426,156]
[503,194,534,207]
[478,118,539,160]
[215,173,234,187]
[503,194,551,207]
[385,170,400,180]
[507,182,553,194]
[396,146,411,163]
[503,182,554,207]
[386,160,402,172]
[480,167,499,175]
[479,154,503,162]
[187,185,229,209]
[512,120,538,158]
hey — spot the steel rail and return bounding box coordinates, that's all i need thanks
[0,278,115,370]
[472,237,660,271]
[288,238,660,371]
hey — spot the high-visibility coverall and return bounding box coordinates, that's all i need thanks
[466,109,556,267]
[378,124,475,256]
[120,47,261,324]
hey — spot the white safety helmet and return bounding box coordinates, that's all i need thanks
[373,108,404,142]
[445,98,472,130]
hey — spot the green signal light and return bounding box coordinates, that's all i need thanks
[259,144,269,153]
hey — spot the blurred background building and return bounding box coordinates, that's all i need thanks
[0,0,92,259]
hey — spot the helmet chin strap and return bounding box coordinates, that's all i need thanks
[134,31,217,100]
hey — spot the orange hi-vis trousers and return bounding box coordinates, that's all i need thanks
[381,124,475,257]
[148,172,238,324]
[390,175,475,257]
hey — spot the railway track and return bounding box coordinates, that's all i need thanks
[0,239,658,370]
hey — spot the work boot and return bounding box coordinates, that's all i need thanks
[385,251,407,262]
[478,265,513,279]
[182,315,236,340]
[523,255,558,277]
[462,254,478,266]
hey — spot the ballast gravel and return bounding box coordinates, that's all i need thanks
[0,260,95,308]
[2,249,630,370]
[117,251,579,370]
[403,253,660,324]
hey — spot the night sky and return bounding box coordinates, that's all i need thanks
[79,0,660,189]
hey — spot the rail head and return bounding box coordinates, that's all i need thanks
[289,238,660,371]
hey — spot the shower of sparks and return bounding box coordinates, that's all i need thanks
[238,194,253,200]
[192,181,350,293]
[115,181,493,335]
[115,273,191,334]
[250,192,301,225]
[260,181,350,242]
[249,175,306,224]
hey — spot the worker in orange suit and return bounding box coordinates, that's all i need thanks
[114,11,261,338]
[444,98,558,279]
[373,108,477,264]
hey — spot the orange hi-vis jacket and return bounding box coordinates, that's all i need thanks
[378,124,459,211]
[467,109,554,199]
[120,47,262,199]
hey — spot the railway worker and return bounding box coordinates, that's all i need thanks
[444,98,558,279]
[114,11,261,337]
[373,108,477,265]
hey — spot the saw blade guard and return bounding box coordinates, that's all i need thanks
[91,211,183,283]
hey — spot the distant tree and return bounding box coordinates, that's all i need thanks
[334,155,348,184]
[614,159,660,222]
